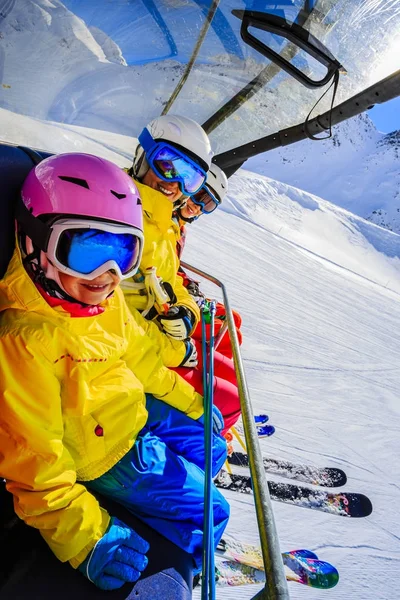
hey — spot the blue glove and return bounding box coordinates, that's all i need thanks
[78,517,149,591]
[158,305,194,340]
[198,405,224,435]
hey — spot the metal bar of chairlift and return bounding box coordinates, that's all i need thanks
[214,319,228,352]
[181,261,290,599]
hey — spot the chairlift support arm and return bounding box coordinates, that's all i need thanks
[215,69,400,177]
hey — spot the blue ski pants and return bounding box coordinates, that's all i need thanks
[86,395,230,568]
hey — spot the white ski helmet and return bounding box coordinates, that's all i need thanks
[132,114,213,181]
[175,163,228,223]
[206,163,228,203]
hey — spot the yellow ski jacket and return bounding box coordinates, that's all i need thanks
[121,180,200,329]
[0,248,203,568]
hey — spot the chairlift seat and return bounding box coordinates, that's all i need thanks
[0,483,193,599]
[0,143,51,278]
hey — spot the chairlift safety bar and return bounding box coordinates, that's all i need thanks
[181,261,290,599]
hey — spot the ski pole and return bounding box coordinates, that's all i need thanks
[201,300,217,600]
[231,426,247,453]
[207,300,217,600]
[201,301,210,599]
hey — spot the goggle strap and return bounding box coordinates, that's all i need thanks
[16,197,52,252]
[138,128,156,155]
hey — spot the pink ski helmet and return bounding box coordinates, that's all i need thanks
[21,153,143,229]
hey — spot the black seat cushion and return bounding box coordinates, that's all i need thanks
[0,481,193,599]
[0,144,50,278]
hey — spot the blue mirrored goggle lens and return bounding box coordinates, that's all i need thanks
[58,229,138,275]
[152,146,206,194]
[191,188,220,214]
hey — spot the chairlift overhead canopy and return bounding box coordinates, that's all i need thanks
[0,0,399,158]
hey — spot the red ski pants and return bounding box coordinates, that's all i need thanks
[172,342,241,435]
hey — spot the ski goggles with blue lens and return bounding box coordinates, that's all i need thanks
[190,186,221,214]
[46,219,144,280]
[139,128,207,195]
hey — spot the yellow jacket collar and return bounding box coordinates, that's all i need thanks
[0,245,112,317]
[0,245,49,313]
[135,180,174,233]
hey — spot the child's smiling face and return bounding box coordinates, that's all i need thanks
[180,198,202,220]
[58,270,120,305]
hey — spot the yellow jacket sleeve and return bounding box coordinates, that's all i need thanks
[129,304,187,367]
[0,332,110,566]
[124,316,204,419]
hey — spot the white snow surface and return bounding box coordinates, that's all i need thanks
[3,116,400,599]
[186,170,400,599]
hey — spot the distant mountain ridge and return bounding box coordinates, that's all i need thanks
[246,113,400,234]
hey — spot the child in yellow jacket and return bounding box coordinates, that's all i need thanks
[123,114,213,343]
[0,153,229,591]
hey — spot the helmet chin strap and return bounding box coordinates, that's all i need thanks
[23,235,84,304]
[41,256,73,298]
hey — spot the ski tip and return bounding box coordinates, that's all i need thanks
[324,467,347,487]
[254,413,269,425]
[305,561,339,589]
[286,557,339,589]
[313,561,339,589]
[286,549,319,560]
[340,492,373,518]
[353,493,373,518]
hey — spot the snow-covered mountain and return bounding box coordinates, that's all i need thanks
[246,113,400,234]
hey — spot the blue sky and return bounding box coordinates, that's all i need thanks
[368,96,400,133]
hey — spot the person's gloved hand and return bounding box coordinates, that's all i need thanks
[78,517,149,591]
[158,306,195,340]
[198,405,224,435]
[186,280,206,307]
[179,339,198,367]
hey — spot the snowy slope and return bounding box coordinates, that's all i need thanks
[246,114,400,234]
[183,169,400,599]
[0,106,135,164]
